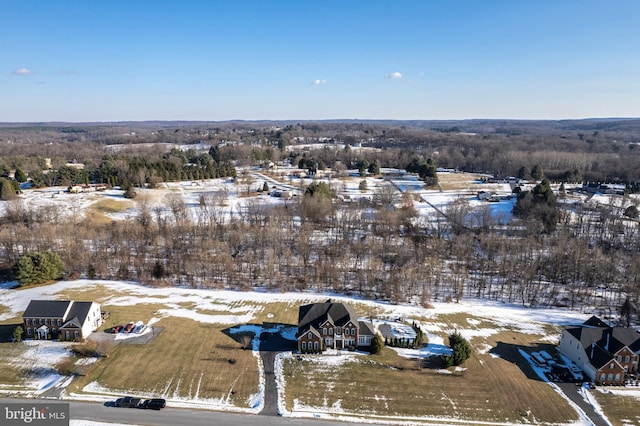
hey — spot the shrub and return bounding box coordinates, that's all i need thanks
[13,326,23,342]
[369,334,384,354]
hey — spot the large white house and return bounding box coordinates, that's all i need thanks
[22,300,103,341]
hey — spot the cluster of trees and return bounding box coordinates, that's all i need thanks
[2,178,638,318]
[512,178,559,233]
[13,251,64,286]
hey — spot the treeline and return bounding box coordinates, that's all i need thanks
[1,188,638,316]
[12,148,236,189]
[3,120,640,188]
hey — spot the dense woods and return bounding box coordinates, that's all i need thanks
[0,119,639,320]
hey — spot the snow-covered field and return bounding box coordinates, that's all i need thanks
[3,278,636,425]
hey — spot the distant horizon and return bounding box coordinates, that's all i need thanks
[4,1,639,122]
[1,116,640,126]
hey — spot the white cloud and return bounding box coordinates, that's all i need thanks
[12,67,33,76]
[386,71,403,79]
[310,79,327,85]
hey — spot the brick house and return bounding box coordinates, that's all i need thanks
[22,300,103,341]
[296,300,374,353]
[559,316,640,385]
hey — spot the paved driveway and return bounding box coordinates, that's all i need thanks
[258,331,295,416]
[556,382,610,426]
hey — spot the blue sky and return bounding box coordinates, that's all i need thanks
[2,1,639,122]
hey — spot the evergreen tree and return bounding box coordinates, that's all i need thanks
[14,167,27,183]
[13,251,65,286]
[531,164,544,180]
[305,181,332,198]
[367,160,381,176]
[369,333,384,354]
[448,331,472,365]
[0,178,16,200]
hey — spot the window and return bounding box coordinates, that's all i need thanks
[329,328,333,335]
[27,328,32,336]
[345,328,349,335]
[313,342,319,350]
[57,319,62,326]
[608,374,614,381]
[615,374,621,381]
[323,328,327,335]
[26,319,31,325]
[617,356,622,362]
[351,328,356,335]
[308,332,312,339]
[301,341,306,350]
[610,363,615,369]
[625,356,630,363]
[600,373,606,381]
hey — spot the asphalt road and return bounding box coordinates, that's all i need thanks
[0,398,362,426]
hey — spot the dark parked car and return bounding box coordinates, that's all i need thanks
[114,396,142,408]
[142,398,166,410]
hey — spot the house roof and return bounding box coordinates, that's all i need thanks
[567,324,640,353]
[297,301,358,336]
[583,316,610,327]
[66,301,94,325]
[23,300,72,318]
[61,317,82,329]
[358,320,375,337]
[586,343,618,370]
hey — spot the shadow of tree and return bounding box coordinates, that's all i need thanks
[0,323,22,342]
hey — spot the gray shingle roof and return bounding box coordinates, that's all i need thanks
[66,302,93,325]
[23,300,72,318]
[298,301,358,336]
